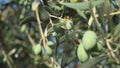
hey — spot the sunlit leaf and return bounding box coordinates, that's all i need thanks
[47,41,54,46]
[66,20,73,29]
[45,46,52,55]
[61,0,103,10]
[32,44,42,55]
[20,24,27,32]
[97,41,104,51]
[32,1,40,11]
[76,9,87,19]
[52,32,57,36]
[112,23,120,41]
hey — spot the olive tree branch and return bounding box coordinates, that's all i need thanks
[106,39,120,64]
[90,6,105,36]
[35,8,46,48]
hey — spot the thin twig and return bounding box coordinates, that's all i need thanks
[88,10,120,29]
[106,39,120,64]
[50,57,61,68]
[49,18,54,26]
[26,31,36,46]
[90,7,105,36]
[49,15,62,19]
[95,10,120,17]
[35,8,46,48]
[0,45,13,68]
[88,15,93,28]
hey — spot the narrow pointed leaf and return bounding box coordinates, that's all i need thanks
[61,0,103,10]
[80,54,107,68]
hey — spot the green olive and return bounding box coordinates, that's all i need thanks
[77,43,89,62]
[82,30,97,50]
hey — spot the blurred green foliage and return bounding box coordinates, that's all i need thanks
[0,0,120,68]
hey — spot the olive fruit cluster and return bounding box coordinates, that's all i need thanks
[77,30,98,62]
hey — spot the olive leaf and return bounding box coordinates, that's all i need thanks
[47,41,54,46]
[80,54,107,68]
[61,0,104,10]
[61,0,103,19]
[47,21,66,34]
[76,9,87,19]
[32,44,42,55]
[112,23,120,41]
[45,46,52,55]
[32,1,40,11]
[20,24,27,32]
